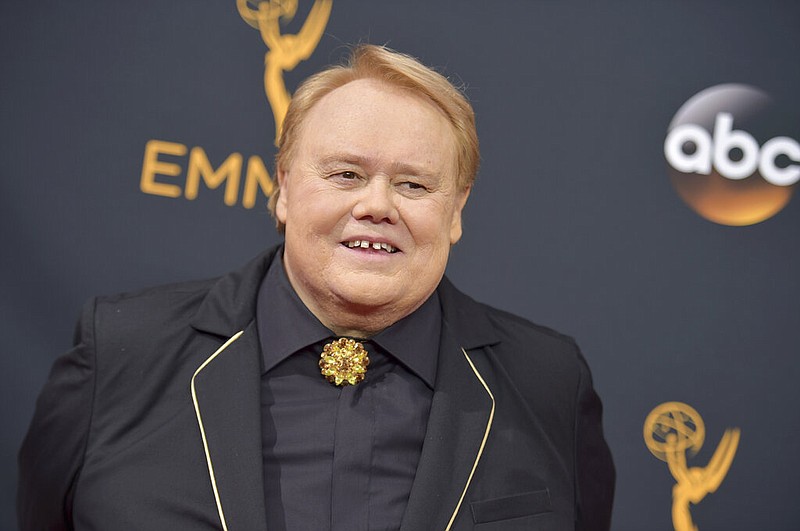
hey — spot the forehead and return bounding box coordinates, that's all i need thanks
[294,79,458,174]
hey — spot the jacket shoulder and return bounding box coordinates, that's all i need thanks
[94,277,218,310]
[439,277,579,356]
[484,304,578,349]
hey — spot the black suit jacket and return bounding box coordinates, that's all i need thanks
[18,247,614,530]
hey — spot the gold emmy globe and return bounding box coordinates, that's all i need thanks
[644,402,740,531]
[644,402,705,462]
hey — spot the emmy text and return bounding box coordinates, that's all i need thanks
[140,139,275,208]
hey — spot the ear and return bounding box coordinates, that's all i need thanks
[275,168,289,225]
[449,186,471,245]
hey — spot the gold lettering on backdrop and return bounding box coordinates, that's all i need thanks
[140,140,274,208]
[242,155,274,208]
[141,139,187,198]
[185,148,243,206]
[237,0,333,145]
[644,402,741,531]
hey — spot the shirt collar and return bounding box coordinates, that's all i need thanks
[370,291,440,389]
[256,248,440,388]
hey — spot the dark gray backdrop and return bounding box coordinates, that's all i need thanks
[2,1,798,529]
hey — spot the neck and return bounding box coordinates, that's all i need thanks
[286,276,423,338]
[309,297,419,339]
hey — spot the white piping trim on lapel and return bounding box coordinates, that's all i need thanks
[445,348,496,531]
[190,330,244,531]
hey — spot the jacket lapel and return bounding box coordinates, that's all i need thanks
[399,322,496,531]
[191,321,268,531]
[188,249,277,531]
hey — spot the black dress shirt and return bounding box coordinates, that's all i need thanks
[256,250,441,531]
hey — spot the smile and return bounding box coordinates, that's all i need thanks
[343,240,398,253]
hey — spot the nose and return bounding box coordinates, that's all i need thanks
[351,178,399,224]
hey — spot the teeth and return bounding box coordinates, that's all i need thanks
[344,240,396,253]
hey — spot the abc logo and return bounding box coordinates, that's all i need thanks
[664,84,798,226]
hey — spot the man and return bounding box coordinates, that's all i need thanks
[19,45,614,530]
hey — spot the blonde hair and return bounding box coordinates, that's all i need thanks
[269,44,479,232]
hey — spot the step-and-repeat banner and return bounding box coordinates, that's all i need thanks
[2,1,798,529]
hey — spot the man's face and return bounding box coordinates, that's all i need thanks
[276,78,469,334]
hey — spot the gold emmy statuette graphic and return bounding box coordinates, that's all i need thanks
[237,0,333,145]
[644,402,741,531]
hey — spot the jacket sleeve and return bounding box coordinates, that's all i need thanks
[574,347,616,531]
[17,298,98,531]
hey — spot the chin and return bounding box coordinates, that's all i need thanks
[328,267,439,311]
[335,289,400,311]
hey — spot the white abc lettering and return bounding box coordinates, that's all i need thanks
[664,124,712,174]
[712,113,759,180]
[759,137,800,186]
[665,112,799,186]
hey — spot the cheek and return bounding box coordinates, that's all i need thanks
[417,196,458,235]
[286,183,342,232]
[407,207,457,253]
[296,204,351,249]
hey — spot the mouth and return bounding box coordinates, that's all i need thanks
[342,239,399,253]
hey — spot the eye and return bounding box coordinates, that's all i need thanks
[399,181,427,191]
[334,171,359,180]
[328,170,362,185]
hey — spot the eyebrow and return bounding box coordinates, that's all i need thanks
[317,153,437,178]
